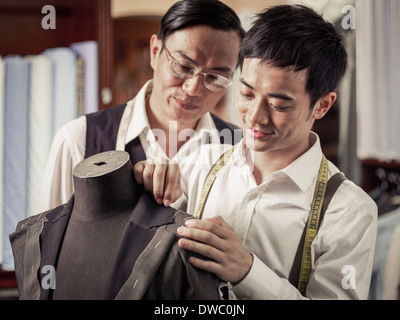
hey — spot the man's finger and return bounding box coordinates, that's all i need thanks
[177,223,227,252]
[163,161,182,205]
[133,161,145,185]
[152,163,167,204]
[206,216,235,232]
[142,161,155,193]
[178,236,222,262]
[183,218,231,241]
[187,255,224,278]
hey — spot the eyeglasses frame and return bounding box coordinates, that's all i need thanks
[163,45,232,92]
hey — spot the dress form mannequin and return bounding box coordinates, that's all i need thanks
[10,150,224,300]
[53,151,139,300]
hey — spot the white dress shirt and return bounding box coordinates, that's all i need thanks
[173,132,378,299]
[39,80,221,212]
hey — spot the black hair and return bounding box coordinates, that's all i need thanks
[158,0,245,44]
[239,5,348,108]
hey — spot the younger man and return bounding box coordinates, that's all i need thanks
[135,5,377,299]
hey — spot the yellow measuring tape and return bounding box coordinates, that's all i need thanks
[194,146,328,296]
[194,145,237,219]
[298,155,328,295]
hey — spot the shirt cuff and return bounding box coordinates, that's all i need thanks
[232,253,283,300]
[170,193,187,211]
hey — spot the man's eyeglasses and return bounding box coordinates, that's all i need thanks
[164,46,232,92]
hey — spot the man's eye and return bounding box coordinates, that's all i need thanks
[177,63,194,73]
[271,104,289,112]
[240,92,252,99]
[206,74,219,81]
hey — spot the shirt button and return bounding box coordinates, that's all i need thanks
[248,193,257,200]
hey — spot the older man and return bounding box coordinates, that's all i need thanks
[40,0,244,211]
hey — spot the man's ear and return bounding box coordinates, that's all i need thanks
[150,34,162,70]
[312,92,337,120]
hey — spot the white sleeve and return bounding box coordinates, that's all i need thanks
[233,197,378,300]
[233,253,306,300]
[382,225,400,299]
[38,116,86,212]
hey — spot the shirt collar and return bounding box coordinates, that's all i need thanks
[230,132,323,192]
[129,186,174,229]
[125,80,153,144]
[196,112,216,132]
[194,112,220,144]
[280,132,323,192]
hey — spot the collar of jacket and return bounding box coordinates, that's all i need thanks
[128,187,175,229]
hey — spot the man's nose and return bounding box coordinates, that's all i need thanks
[247,99,270,125]
[182,74,203,97]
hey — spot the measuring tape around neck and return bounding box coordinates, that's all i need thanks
[116,98,136,151]
[297,155,329,295]
[194,145,237,219]
[194,149,329,295]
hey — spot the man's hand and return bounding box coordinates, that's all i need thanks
[177,216,253,284]
[133,159,182,206]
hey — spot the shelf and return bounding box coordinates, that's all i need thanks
[0,0,114,109]
[0,268,18,300]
